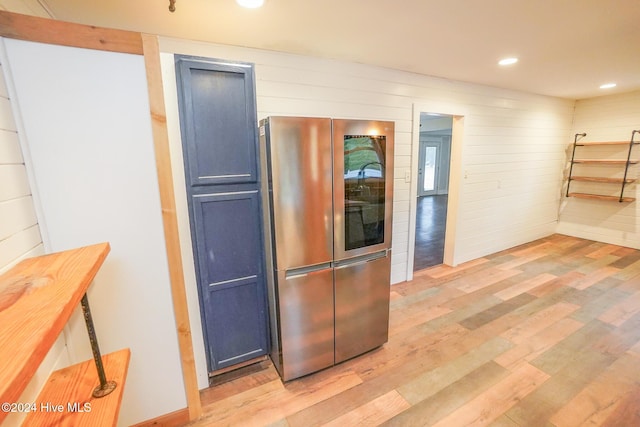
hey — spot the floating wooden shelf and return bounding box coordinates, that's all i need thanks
[576,141,633,146]
[569,176,636,184]
[571,159,639,164]
[23,348,130,427]
[0,243,110,408]
[568,192,636,202]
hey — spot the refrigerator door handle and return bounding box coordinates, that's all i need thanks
[333,250,388,269]
[285,262,333,279]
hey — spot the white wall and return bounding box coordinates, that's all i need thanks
[0,57,43,274]
[160,36,575,280]
[3,39,186,426]
[0,40,61,427]
[158,37,575,392]
[557,90,640,247]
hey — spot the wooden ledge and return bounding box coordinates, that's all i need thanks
[568,192,635,202]
[569,176,636,183]
[24,349,130,427]
[0,243,110,414]
[576,141,632,146]
[572,159,639,164]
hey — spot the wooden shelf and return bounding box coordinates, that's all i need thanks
[0,243,110,418]
[569,176,636,184]
[572,159,639,165]
[568,192,636,202]
[576,141,633,146]
[567,132,640,203]
[23,349,130,427]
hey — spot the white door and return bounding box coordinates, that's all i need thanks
[417,140,440,197]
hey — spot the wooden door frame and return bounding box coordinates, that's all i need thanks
[0,11,202,421]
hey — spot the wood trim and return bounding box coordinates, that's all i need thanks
[129,407,190,427]
[443,115,464,266]
[141,33,202,421]
[0,11,143,55]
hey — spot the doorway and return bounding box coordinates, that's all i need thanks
[414,114,453,271]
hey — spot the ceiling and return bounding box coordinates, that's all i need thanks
[39,0,640,100]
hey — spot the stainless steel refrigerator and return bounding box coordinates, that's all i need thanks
[259,116,394,381]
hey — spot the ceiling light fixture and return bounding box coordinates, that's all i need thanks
[169,0,265,13]
[599,83,617,89]
[498,57,518,66]
[236,0,265,8]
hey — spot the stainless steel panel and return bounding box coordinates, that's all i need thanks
[333,119,394,260]
[261,117,334,270]
[334,250,390,363]
[278,267,335,381]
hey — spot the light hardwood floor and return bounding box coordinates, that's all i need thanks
[187,234,640,426]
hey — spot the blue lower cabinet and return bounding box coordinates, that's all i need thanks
[208,279,267,368]
[192,192,268,370]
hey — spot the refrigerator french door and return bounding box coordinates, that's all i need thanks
[260,116,394,381]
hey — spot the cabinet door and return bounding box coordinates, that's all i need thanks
[176,58,258,187]
[192,192,268,369]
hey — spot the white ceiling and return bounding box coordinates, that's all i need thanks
[39,0,640,100]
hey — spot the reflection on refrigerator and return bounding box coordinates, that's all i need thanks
[260,116,394,381]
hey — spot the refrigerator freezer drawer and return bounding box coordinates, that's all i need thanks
[277,267,335,381]
[334,251,391,363]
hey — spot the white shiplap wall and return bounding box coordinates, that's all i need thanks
[0,44,63,427]
[0,58,43,274]
[160,38,575,390]
[160,37,575,284]
[557,90,640,247]
[0,0,49,273]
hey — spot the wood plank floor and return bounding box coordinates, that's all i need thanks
[187,234,640,427]
[413,195,447,271]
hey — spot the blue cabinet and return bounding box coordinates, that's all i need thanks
[176,56,268,372]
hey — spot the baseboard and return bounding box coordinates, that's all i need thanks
[129,408,190,427]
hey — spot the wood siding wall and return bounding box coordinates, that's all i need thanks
[159,37,575,285]
[0,57,43,273]
[558,90,640,247]
[0,43,64,427]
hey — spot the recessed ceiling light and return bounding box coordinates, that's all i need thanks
[498,57,518,66]
[599,83,617,89]
[236,0,264,8]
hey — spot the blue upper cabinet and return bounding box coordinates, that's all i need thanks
[176,59,258,186]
